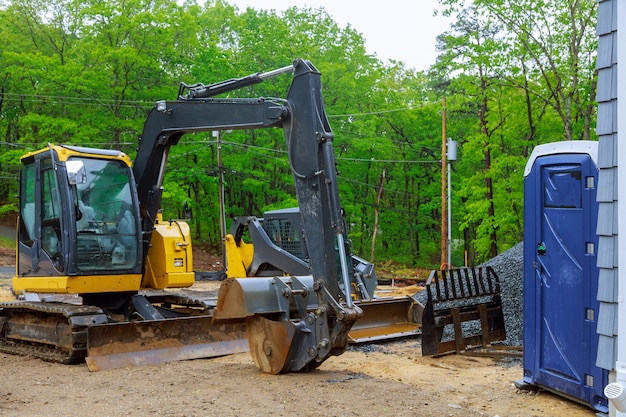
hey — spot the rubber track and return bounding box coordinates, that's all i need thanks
[0,302,107,364]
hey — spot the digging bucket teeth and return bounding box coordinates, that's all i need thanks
[421,266,506,356]
[86,316,247,371]
[348,297,423,343]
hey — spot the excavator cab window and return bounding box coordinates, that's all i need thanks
[17,157,65,275]
[18,163,36,247]
[70,157,139,271]
[41,160,63,267]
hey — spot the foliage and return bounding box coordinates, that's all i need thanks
[0,0,598,266]
[433,0,597,262]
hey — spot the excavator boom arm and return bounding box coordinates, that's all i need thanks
[132,59,360,373]
[133,98,288,258]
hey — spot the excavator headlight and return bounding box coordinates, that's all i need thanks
[174,258,184,268]
[156,100,168,113]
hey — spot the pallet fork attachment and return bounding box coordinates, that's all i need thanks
[421,266,506,356]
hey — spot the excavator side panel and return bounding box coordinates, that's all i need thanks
[141,216,195,289]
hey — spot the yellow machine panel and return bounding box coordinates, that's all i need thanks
[224,234,254,278]
[142,214,195,289]
[12,273,143,295]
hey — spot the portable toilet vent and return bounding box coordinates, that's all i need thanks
[521,140,607,413]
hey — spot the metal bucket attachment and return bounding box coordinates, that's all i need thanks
[214,276,359,374]
[86,316,247,371]
[349,297,422,343]
[213,276,316,322]
[421,266,506,356]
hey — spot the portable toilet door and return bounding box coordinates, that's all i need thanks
[522,140,608,413]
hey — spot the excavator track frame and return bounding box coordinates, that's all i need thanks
[0,302,108,363]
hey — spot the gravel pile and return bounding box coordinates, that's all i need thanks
[481,242,524,347]
[413,242,525,348]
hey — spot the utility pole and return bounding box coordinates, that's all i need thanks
[447,138,457,267]
[441,98,448,270]
[213,130,227,266]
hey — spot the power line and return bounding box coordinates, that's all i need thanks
[340,157,440,164]
[328,104,431,118]
[2,93,152,106]
[2,93,428,118]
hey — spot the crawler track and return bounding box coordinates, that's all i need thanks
[0,302,108,363]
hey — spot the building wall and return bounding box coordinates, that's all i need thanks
[596,0,618,372]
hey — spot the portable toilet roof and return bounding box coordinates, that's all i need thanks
[524,140,598,178]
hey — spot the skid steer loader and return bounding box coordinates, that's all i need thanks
[224,207,423,343]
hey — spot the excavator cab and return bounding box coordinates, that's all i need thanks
[13,144,195,296]
[15,145,144,294]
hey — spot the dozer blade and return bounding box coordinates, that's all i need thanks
[85,316,247,371]
[348,297,423,343]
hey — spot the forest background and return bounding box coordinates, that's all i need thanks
[0,0,598,267]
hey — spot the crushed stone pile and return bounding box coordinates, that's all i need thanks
[481,242,524,347]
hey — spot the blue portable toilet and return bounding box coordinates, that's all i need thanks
[522,140,608,413]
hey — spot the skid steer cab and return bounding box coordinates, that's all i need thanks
[222,207,424,345]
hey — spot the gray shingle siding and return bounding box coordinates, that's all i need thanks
[595,0,618,371]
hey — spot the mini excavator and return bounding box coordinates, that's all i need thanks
[0,59,418,374]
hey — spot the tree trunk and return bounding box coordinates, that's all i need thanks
[370,168,386,263]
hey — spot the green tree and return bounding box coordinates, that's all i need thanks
[434,0,597,263]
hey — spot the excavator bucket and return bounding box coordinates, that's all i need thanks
[85,316,247,371]
[421,266,506,356]
[349,297,422,343]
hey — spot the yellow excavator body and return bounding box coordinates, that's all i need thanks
[142,213,195,289]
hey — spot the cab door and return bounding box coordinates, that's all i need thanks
[17,155,66,276]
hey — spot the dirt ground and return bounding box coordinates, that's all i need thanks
[0,247,597,417]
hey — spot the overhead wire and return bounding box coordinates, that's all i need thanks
[1,93,425,117]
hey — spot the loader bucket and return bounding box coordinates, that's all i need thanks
[85,316,247,371]
[421,266,506,356]
[348,297,422,343]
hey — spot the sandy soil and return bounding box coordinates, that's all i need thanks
[0,340,595,417]
[0,233,596,417]
[0,272,596,417]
